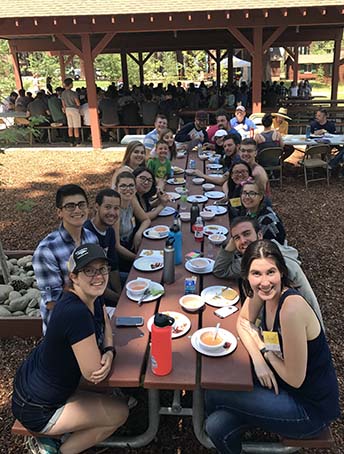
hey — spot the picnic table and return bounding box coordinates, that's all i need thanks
[283,134,344,147]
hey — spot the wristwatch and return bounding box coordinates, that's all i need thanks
[260,347,268,355]
[102,346,116,356]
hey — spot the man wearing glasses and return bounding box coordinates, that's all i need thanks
[32,184,98,333]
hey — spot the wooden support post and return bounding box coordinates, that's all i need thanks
[293,46,299,85]
[59,53,66,82]
[331,29,343,100]
[0,240,10,285]
[216,49,221,90]
[252,28,263,113]
[9,43,23,91]
[81,34,101,149]
[138,52,144,86]
[227,46,233,84]
[121,51,129,89]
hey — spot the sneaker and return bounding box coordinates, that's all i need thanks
[75,142,83,147]
[111,388,138,410]
[27,436,61,454]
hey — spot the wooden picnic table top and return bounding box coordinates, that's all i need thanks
[105,146,253,392]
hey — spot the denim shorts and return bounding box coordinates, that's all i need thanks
[12,386,64,433]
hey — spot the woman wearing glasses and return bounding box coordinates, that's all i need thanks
[12,244,128,454]
[111,140,146,188]
[229,179,286,245]
[133,167,170,220]
[113,171,150,271]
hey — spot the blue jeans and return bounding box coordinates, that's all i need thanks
[329,146,344,170]
[205,382,327,454]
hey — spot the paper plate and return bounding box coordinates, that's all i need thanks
[205,205,228,215]
[207,163,223,170]
[191,328,237,356]
[203,225,229,236]
[187,194,208,203]
[133,256,164,272]
[147,311,191,338]
[159,206,176,216]
[204,191,226,199]
[166,192,181,201]
[127,280,164,302]
[185,259,214,274]
[166,178,186,185]
[143,226,170,239]
[201,286,239,307]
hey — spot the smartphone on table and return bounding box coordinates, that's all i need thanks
[115,316,144,327]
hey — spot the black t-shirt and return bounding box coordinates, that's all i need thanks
[84,220,119,271]
[14,292,105,406]
[310,120,336,134]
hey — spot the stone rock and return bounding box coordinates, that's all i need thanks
[29,309,41,317]
[0,285,14,303]
[8,258,17,265]
[26,271,35,277]
[5,261,15,274]
[9,291,22,300]
[9,277,29,291]
[28,298,40,308]
[26,288,41,299]
[12,265,20,274]
[0,306,11,316]
[12,311,25,316]
[25,307,36,315]
[9,296,29,312]
[17,256,33,267]
[22,277,35,287]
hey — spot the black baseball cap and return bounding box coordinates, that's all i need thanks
[68,243,109,272]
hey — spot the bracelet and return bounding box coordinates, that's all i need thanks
[102,346,115,356]
[260,347,268,355]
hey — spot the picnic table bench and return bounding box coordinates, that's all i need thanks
[12,148,335,452]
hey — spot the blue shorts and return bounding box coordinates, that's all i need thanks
[12,386,64,433]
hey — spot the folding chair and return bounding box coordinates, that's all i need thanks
[300,144,330,188]
[257,147,284,188]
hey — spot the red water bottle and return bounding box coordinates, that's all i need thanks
[151,313,175,376]
[194,216,204,243]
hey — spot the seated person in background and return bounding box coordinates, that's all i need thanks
[207,110,241,144]
[229,179,285,245]
[13,244,128,454]
[175,110,209,148]
[15,89,31,113]
[113,171,150,272]
[230,105,256,139]
[32,184,98,333]
[192,133,241,186]
[239,138,270,199]
[111,140,146,188]
[147,139,172,188]
[84,189,122,305]
[271,107,292,135]
[255,113,282,153]
[213,216,324,326]
[150,127,177,160]
[310,108,336,135]
[223,160,253,209]
[207,239,339,454]
[133,166,170,220]
[143,114,168,153]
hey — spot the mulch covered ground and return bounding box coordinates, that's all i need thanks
[0,149,343,453]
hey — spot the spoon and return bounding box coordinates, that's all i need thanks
[213,322,220,340]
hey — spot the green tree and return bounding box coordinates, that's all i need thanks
[27,52,60,87]
[310,41,334,54]
[94,54,121,82]
[0,40,15,99]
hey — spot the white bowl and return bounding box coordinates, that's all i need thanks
[208,233,227,245]
[192,177,205,185]
[189,257,210,272]
[179,294,204,312]
[199,328,225,351]
[200,210,215,221]
[126,279,149,296]
[151,225,170,237]
[185,168,195,176]
[177,152,186,159]
[202,183,215,191]
[208,157,217,163]
[199,154,208,161]
[180,212,191,222]
[175,186,188,195]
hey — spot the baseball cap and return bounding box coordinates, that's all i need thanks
[235,106,246,112]
[195,110,208,121]
[214,129,228,138]
[68,243,109,273]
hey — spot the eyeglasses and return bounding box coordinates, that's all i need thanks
[61,201,88,211]
[81,265,111,277]
[242,191,260,198]
[138,176,154,184]
[232,170,249,176]
[118,184,135,191]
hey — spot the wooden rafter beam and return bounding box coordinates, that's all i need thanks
[91,32,116,59]
[128,52,139,64]
[142,52,153,64]
[56,33,82,59]
[227,26,254,55]
[263,26,287,52]
[205,49,217,62]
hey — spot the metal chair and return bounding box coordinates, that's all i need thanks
[300,144,330,188]
[257,147,284,188]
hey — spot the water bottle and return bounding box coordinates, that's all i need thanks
[175,204,182,230]
[170,167,174,179]
[190,202,200,233]
[163,237,175,284]
[306,125,311,139]
[197,142,203,156]
[151,313,175,376]
[180,189,188,214]
[194,216,204,243]
[169,219,182,265]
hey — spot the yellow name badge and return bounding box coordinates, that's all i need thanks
[230,197,241,208]
[262,331,281,353]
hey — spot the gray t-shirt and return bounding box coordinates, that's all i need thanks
[61,89,79,109]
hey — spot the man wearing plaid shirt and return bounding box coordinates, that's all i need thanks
[32,184,98,333]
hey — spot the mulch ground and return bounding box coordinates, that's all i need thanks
[0,150,343,453]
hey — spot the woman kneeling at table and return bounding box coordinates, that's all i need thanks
[205,240,339,454]
[12,244,129,454]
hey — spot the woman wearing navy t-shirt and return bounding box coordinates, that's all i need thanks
[12,244,128,454]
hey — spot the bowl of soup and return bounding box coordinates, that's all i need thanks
[192,177,205,185]
[180,212,191,222]
[199,328,225,351]
[202,183,215,191]
[126,279,150,296]
[179,294,204,312]
[188,257,210,272]
[200,210,215,221]
[208,233,227,245]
